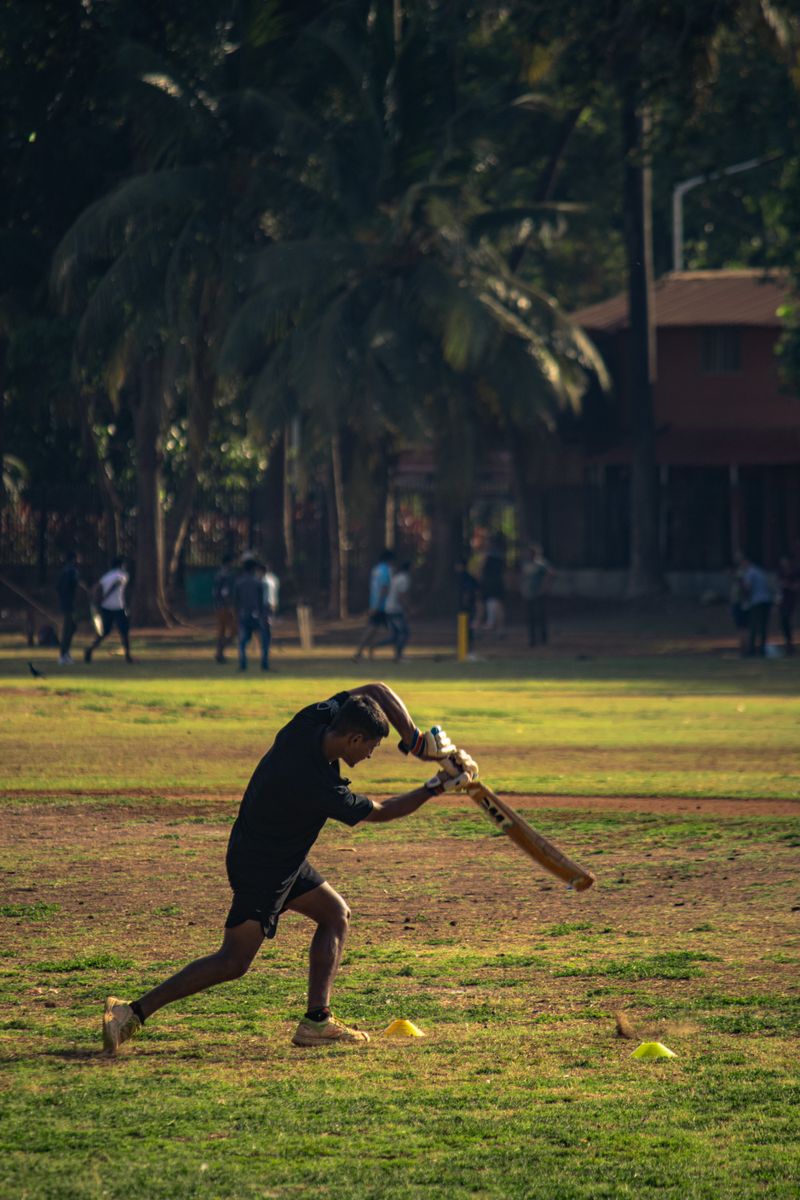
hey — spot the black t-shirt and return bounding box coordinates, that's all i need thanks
[226,691,373,892]
[56,564,80,612]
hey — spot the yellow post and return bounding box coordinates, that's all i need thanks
[457,611,469,661]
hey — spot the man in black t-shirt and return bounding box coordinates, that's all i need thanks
[56,552,84,665]
[102,683,478,1052]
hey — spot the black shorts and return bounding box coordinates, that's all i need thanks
[369,611,388,627]
[225,861,325,940]
[101,607,130,637]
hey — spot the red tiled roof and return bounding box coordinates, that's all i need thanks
[572,270,789,332]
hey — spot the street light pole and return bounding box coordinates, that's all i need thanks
[671,154,781,272]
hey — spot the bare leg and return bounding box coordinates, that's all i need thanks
[134,920,264,1020]
[285,882,350,1010]
[353,619,378,660]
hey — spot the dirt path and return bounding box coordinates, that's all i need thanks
[3,789,799,817]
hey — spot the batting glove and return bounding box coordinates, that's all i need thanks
[425,750,480,794]
[399,725,456,761]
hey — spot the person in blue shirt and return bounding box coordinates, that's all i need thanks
[353,548,395,661]
[737,551,773,657]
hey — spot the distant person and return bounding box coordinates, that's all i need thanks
[84,556,133,664]
[213,554,238,664]
[480,533,506,635]
[455,557,479,656]
[353,549,395,661]
[777,554,799,655]
[261,561,280,619]
[729,560,749,657]
[56,551,84,665]
[520,543,556,647]
[234,556,270,671]
[380,560,411,660]
[737,551,772,657]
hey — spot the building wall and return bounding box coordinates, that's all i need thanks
[655,327,794,431]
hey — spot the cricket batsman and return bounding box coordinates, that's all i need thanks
[102,682,478,1051]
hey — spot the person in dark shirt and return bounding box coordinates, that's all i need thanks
[213,553,237,663]
[234,556,270,671]
[101,684,478,1052]
[56,552,84,665]
[480,532,506,635]
[777,554,799,654]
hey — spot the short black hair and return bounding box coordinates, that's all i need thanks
[330,695,390,740]
[379,548,395,562]
[111,555,125,568]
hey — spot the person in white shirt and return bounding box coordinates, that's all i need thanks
[379,561,411,660]
[84,556,133,664]
[261,563,280,617]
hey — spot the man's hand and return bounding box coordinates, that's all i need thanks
[399,725,456,760]
[425,749,480,794]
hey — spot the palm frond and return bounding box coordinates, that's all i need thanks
[75,230,173,357]
[52,169,215,308]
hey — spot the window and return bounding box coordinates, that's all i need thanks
[700,327,741,375]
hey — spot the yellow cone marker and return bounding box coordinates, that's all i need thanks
[631,1041,676,1060]
[383,1019,425,1037]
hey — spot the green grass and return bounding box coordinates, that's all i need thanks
[2,645,799,798]
[1,637,799,1197]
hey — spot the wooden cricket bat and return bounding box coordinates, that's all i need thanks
[466,781,596,891]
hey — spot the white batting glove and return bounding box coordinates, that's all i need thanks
[425,749,480,794]
[448,748,479,781]
[399,725,456,761]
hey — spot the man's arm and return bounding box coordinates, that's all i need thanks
[362,785,435,824]
[348,681,417,745]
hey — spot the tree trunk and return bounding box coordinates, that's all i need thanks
[81,393,123,555]
[428,406,475,610]
[281,424,296,569]
[166,346,216,591]
[130,356,171,625]
[621,93,663,596]
[326,432,349,619]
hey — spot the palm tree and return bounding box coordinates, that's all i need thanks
[220,14,609,611]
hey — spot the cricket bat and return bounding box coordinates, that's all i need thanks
[466,781,596,891]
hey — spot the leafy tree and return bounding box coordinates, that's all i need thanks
[221,6,608,611]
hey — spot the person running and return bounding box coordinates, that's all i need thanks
[101,684,478,1052]
[213,554,238,663]
[234,556,270,671]
[84,556,133,664]
[56,551,84,665]
[353,549,394,660]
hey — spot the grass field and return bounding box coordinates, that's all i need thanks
[1,629,799,1198]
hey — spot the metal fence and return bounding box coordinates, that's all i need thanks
[2,470,795,597]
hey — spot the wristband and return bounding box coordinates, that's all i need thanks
[398,727,423,756]
[424,777,444,795]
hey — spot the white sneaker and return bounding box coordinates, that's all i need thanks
[58,654,74,666]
